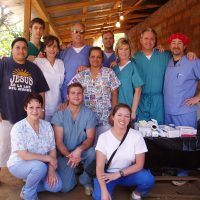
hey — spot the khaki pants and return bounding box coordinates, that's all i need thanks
[0,120,13,167]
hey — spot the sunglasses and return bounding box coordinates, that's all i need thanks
[72,29,85,34]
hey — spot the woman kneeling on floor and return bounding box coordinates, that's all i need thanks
[93,103,154,200]
[7,93,62,200]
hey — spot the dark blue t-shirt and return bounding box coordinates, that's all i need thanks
[0,57,49,123]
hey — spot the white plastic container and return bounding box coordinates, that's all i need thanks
[176,126,197,137]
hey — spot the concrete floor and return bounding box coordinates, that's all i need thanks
[1,168,200,200]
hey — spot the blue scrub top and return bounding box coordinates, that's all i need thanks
[59,45,91,85]
[51,105,97,151]
[164,56,200,115]
[59,45,91,101]
[103,51,116,68]
[113,61,143,108]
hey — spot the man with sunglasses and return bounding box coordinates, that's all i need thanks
[59,22,91,102]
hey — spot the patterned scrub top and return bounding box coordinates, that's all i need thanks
[7,118,55,168]
[70,67,120,125]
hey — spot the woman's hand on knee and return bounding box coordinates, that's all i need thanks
[100,172,120,183]
[46,170,58,188]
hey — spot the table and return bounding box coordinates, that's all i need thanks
[144,136,200,169]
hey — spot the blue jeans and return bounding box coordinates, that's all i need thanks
[58,147,95,192]
[92,169,154,200]
[9,160,62,200]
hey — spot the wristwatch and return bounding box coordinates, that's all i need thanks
[119,170,125,177]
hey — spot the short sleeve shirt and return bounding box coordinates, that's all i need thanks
[164,57,200,114]
[0,58,49,123]
[51,105,97,151]
[95,128,147,172]
[28,41,44,56]
[7,118,55,167]
[34,58,64,119]
[113,61,144,108]
[70,67,120,125]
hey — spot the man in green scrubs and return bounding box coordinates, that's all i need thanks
[27,17,45,61]
[133,28,171,124]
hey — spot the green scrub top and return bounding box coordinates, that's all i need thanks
[113,61,144,108]
[133,49,171,124]
[28,41,43,56]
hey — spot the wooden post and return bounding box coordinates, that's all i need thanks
[44,22,50,37]
[23,0,31,40]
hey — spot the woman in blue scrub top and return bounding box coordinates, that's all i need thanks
[113,38,144,123]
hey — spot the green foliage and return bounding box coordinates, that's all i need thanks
[0,25,22,57]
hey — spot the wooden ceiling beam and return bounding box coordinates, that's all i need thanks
[56,17,117,30]
[123,0,145,16]
[61,29,126,43]
[53,4,159,24]
[58,25,116,36]
[82,7,87,22]
[113,0,121,9]
[125,19,143,24]
[125,13,149,20]
[58,24,133,38]
[56,16,143,32]
[57,18,137,32]
[46,0,119,13]
[53,10,114,24]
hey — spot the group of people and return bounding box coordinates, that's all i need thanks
[0,17,199,200]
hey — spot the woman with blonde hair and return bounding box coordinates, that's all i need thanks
[113,38,143,124]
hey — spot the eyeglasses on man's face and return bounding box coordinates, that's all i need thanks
[72,29,85,34]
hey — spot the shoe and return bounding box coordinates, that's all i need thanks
[84,185,93,196]
[20,189,24,199]
[172,180,187,186]
[172,169,188,186]
[20,189,39,200]
[131,191,141,200]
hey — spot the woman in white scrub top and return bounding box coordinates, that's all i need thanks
[34,35,64,121]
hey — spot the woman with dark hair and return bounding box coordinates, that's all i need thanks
[34,35,64,121]
[93,103,154,200]
[70,47,120,142]
[7,93,62,200]
[0,37,49,174]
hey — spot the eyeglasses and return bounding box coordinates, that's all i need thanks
[72,29,85,34]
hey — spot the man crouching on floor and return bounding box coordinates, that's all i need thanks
[51,82,97,195]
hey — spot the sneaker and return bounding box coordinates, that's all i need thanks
[172,169,188,186]
[172,180,187,186]
[20,189,40,200]
[20,189,24,199]
[84,185,93,196]
[131,191,141,200]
